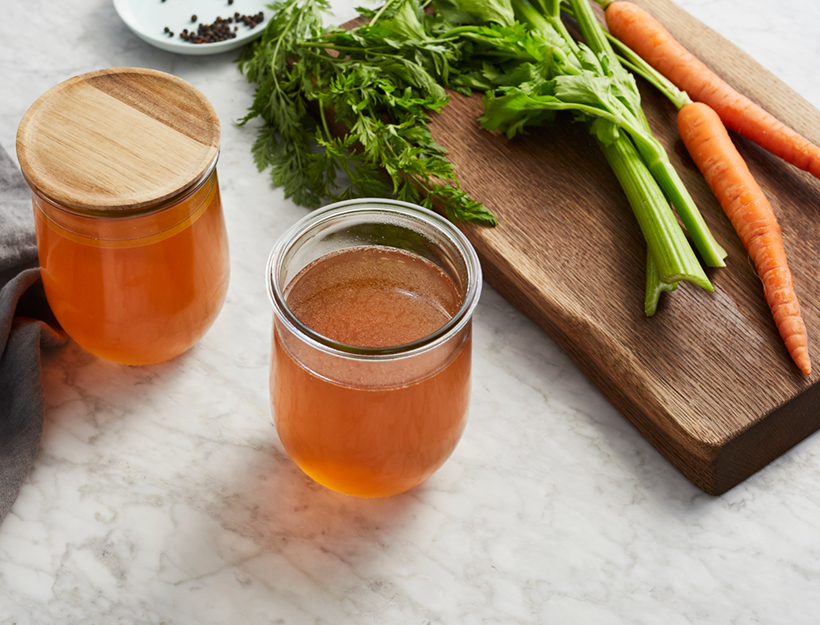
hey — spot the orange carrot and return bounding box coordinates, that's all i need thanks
[677,102,810,375]
[605,0,820,181]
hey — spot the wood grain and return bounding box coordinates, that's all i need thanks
[17,68,220,212]
[379,0,820,494]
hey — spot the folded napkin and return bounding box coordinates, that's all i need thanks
[0,143,65,527]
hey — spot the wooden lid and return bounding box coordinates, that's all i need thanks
[16,67,220,212]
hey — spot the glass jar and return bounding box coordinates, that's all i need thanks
[267,199,482,497]
[17,68,230,365]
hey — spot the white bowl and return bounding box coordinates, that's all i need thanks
[113,0,271,55]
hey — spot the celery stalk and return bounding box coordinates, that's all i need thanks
[511,0,714,295]
[451,0,717,311]
[561,0,691,111]
[600,135,712,290]
[565,0,727,268]
[627,131,727,267]
[604,32,692,111]
[645,252,678,316]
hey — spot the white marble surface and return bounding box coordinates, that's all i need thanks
[2,0,820,622]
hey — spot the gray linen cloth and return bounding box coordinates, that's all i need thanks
[0,143,66,526]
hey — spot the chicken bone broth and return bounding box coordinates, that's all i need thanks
[33,172,230,365]
[286,246,462,348]
[270,245,472,497]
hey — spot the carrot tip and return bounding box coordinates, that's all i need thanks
[793,352,812,376]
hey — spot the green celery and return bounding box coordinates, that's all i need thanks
[565,0,726,269]
[603,29,692,110]
[495,0,712,290]
[645,252,678,316]
[601,135,711,290]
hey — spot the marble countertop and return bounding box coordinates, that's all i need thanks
[2,0,820,622]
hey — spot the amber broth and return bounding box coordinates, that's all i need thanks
[33,174,230,365]
[271,247,472,497]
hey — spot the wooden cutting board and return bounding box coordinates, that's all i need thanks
[409,0,820,495]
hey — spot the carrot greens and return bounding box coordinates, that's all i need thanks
[237,0,497,224]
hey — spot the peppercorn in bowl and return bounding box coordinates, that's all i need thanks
[113,0,270,55]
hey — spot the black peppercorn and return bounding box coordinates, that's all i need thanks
[171,9,265,44]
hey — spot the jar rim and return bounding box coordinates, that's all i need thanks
[266,199,483,361]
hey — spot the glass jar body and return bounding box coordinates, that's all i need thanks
[271,316,472,498]
[267,199,482,497]
[32,169,230,365]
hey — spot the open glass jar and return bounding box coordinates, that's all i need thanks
[17,68,230,365]
[267,199,482,497]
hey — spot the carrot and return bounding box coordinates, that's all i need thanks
[604,0,820,181]
[677,102,810,376]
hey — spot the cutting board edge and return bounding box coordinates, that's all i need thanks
[713,380,820,494]
[477,243,820,495]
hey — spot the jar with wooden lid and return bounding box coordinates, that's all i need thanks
[16,68,230,365]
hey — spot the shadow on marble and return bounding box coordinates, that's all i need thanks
[40,340,192,443]
[215,446,423,557]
